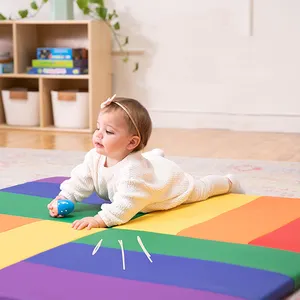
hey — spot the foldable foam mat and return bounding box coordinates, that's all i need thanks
[0,176,299,299]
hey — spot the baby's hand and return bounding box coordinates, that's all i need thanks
[47,195,66,217]
[72,215,106,230]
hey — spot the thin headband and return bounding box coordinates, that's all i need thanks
[100,94,141,141]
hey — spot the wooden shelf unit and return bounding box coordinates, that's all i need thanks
[0,20,112,133]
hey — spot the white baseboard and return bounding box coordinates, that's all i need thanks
[149,109,300,133]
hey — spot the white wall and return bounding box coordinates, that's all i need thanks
[2,0,300,132]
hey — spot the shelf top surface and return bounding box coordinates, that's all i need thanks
[0,74,89,80]
[0,20,14,25]
[0,19,104,26]
[13,19,100,25]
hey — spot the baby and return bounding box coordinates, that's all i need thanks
[48,95,244,230]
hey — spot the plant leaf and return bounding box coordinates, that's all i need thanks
[109,9,118,19]
[30,1,38,10]
[123,36,129,46]
[113,22,120,30]
[18,9,29,18]
[42,0,48,2]
[133,62,139,72]
[76,0,89,9]
[96,7,107,20]
[83,7,91,14]
[89,0,104,6]
[0,13,7,20]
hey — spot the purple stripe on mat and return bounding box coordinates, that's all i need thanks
[0,181,108,205]
[34,176,69,184]
[0,262,240,300]
[25,243,293,300]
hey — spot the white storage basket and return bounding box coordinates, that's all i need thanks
[2,88,40,126]
[51,90,89,129]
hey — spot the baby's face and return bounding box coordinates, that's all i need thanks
[93,110,134,159]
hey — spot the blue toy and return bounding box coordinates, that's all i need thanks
[56,199,75,217]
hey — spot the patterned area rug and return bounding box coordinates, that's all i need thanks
[0,147,300,197]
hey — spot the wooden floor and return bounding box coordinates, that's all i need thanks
[1,128,300,161]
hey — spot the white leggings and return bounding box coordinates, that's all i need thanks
[186,175,230,204]
[144,149,232,204]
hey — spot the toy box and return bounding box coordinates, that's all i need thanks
[36,48,88,60]
[2,88,40,126]
[51,90,89,129]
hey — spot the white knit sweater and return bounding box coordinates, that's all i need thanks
[59,149,196,227]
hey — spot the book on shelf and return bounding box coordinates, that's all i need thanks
[36,48,88,60]
[32,59,88,68]
[27,67,88,75]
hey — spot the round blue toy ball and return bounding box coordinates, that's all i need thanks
[57,199,75,217]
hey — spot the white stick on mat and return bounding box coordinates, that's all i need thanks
[137,236,153,263]
[92,238,103,256]
[118,240,126,270]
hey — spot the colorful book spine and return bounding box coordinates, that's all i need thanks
[36,48,88,60]
[32,59,88,68]
[27,67,88,75]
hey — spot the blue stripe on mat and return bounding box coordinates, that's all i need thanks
[0,181,108,205]
[26,242,293,299]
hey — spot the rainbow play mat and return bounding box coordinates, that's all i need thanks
[0,176,299,300]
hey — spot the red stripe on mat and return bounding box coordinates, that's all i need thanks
[249,218,300,253]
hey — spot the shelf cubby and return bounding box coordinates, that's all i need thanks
[15,22,89,74]
[40,77,89,128]
[0,21,13,62]
[0,20,112,133]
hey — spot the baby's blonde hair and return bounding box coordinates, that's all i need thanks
[101,97,152,152]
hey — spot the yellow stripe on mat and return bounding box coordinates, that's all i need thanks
[0,220,104,270]
[119,194,258,235]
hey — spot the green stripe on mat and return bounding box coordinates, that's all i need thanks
[0,192,101,223]
[0,192,144,223]
[74,228,300,289]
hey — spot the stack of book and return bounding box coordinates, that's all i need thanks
[0,52,13,74]
[27,47,88,75]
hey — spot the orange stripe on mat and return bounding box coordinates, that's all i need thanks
[249,218,300,253]
[177,196,300,244]
[0,214,39,233]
